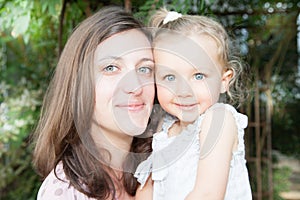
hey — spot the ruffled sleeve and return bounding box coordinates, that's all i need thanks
[207,103,248,153]
[223,104,248,152]
[236,113,248,129]
[222,103,248,129]
[134,154,153,189]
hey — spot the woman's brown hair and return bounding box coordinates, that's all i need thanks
[32,6,153,199]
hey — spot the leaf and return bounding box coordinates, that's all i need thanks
[11,12,30,38]
[207,0,216,5]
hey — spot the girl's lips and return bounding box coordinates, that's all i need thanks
[174,103,197,110]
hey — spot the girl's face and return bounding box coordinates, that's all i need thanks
[93,29,154,144]
[154,33,232,124]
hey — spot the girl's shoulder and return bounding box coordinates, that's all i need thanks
[37,163,94,200]
[205,103,248,129]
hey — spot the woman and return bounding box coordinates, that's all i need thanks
[32,6,155,200]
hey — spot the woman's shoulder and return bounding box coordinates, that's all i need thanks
[37,163,94,200]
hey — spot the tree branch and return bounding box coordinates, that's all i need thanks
[58,0,68,57]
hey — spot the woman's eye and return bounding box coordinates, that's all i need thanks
[138,66,152,74]
[103,65,119,73]
[194,73,205,80]
[164,75,175,81]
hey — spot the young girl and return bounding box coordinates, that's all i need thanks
[33,6,156,200]
[134,8,252,200]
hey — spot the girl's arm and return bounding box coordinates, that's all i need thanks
[135,176,153,200]
[186,107,238,200]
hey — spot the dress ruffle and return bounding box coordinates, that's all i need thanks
[134,103,248,187]
[134,113,202,189]
[134,103,251,200]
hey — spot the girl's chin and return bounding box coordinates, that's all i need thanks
[177,113,200,123]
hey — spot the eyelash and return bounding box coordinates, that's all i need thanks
[163,73,205,81]
[103,65,119,73]
[194,73,205,80]
[138,66,153,75]
[102,65,153,77]
[164,74,175,81]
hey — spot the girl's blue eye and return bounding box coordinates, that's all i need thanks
[138,66,152,74]
[104,65,118,72]
[194,73,205,80]
[165,75,175,81]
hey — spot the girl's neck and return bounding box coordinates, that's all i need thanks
[178,120,193,128]
[168,120,192,137]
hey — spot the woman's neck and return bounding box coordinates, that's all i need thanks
[91,126,133,170]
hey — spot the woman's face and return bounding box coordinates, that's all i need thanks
[93,29,154,145]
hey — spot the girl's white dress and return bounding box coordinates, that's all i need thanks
[134,103,252,200]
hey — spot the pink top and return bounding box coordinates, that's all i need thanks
[37,163,97,200]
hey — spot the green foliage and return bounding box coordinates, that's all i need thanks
[134,0,213,24]
[0,0,33,43]
[0,61,42,199]
[0,0,62,198]
[272,166,292,200]
[0,140,41,200]
[133,0,164,24]
[272,99,300,159]
[0,80,42,145]
[248,161,292,200]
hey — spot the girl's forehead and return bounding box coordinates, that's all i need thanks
[154,49,220,75]
[154,35,217,63]
[153,33,222,70]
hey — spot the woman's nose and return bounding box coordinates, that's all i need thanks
[121,70,143,95]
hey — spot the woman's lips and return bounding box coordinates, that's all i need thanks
[116,103,146,112]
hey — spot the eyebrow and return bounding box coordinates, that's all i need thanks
[155,67,176,75]
[137,58,154,64]
[97,56,122,63]
[98,57,154,63]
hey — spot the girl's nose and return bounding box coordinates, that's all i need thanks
[176,77,193,98]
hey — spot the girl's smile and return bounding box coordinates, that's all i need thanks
[173,102,198,111]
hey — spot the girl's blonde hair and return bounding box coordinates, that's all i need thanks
[150,8,249,107]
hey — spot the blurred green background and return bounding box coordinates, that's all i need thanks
[0,0,299,199]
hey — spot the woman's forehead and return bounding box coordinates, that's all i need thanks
[95,29,151,59]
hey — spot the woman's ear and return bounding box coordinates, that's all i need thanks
[220,69,233,93]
